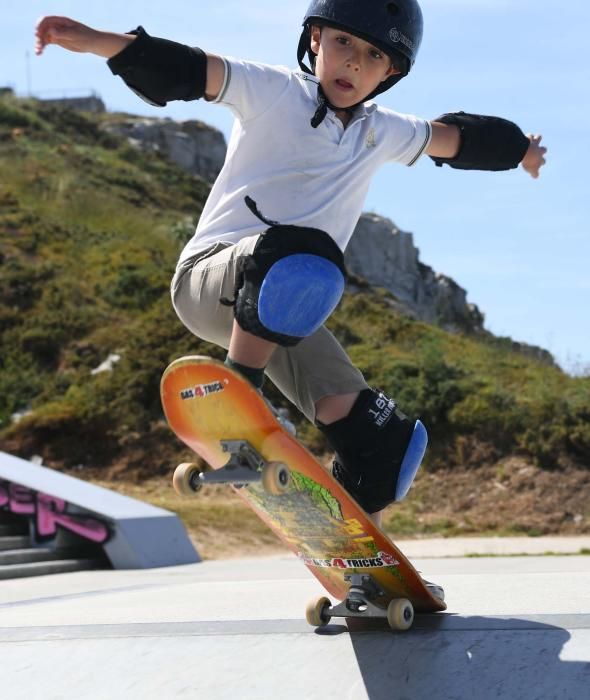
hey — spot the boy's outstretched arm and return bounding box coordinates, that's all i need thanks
[427,113,547,178]
[35,16,134,58]
[35,16,225,102]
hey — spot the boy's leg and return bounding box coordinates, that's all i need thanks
[224,321,277,390]
[264,327,367,423]
[315,392,359,424]
[267,334,427,517]
[228,321,276,369]
[171,237,257,353]
[171,238,368,420]
[171,237,425,517]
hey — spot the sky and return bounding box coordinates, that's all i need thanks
[2,0,589,374]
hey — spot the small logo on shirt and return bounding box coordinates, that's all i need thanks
[366,128,377,149]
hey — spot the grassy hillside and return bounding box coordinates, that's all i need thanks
[1,95,589,481]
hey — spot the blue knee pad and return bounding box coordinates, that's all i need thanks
[231,222,347,347]
[395,420,428,501]
[258,254,345,338]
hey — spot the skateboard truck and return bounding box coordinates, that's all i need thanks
[306,574,416,632]
[203,441,266,486]
[331,574,388,619]
[343,573,387,611]
[173,440,291,496]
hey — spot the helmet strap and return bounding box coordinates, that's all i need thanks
[311,84,357,129]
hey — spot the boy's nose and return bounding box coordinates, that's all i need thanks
[346,55,361,72]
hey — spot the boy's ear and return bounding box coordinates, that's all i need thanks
[309,24,321,55]
[382,64,402,81]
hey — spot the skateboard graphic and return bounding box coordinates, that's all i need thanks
[161,356,446,631]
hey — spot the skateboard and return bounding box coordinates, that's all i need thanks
[161,356,446,631]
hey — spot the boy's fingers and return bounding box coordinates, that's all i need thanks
[36,16,56,35]
[35,15,75,40]
[36,15,74,28]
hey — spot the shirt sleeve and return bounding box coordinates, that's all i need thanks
[377,108,433,167]
[212,57,292,122]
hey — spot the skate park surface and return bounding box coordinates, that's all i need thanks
[1,537,589,700]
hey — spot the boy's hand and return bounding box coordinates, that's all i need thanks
[35,16,98,56]
[521,134,547,179]
[35,16,135,59]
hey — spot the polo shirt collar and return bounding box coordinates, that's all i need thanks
[294,70,377,122]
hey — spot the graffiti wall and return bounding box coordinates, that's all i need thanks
[0,479,110,545]
[0,451,199,568]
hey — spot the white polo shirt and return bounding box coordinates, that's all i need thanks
[178,57,432,264]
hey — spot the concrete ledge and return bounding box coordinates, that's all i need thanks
[0,452,198,569]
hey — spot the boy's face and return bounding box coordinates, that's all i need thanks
[310,25,399,109]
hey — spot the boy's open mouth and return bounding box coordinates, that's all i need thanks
[335,79,354,90]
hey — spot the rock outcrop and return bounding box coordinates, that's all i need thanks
[345,214,555,364]
[39,95,106,114]
[101,115,227,183]
[346,213,485,334]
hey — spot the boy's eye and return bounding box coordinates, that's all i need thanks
[371,50,384,60]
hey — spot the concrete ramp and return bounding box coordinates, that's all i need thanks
[0,451,198,574]
[0,551,588,699]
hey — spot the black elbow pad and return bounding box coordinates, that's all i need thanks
[107,26,207,107]
[430,112,530,171]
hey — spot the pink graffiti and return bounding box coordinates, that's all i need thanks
[0,480,109,544]
[6,483,35,515]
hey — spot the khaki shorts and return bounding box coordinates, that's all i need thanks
[170,235,368,423]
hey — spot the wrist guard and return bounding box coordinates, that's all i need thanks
[107,26,207,107]
[430,112,530,171]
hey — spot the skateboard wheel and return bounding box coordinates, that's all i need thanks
[261,462,291,495]
[305,596,331,627]
[172,461,211,496]
[386,598,414,631]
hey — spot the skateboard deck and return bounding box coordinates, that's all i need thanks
[161,356,446,629]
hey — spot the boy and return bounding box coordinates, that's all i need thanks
[35,1,546,544]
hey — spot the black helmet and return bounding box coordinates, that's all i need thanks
[297,0,424,99]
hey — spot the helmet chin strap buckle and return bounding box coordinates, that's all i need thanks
[310,84,356,128]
